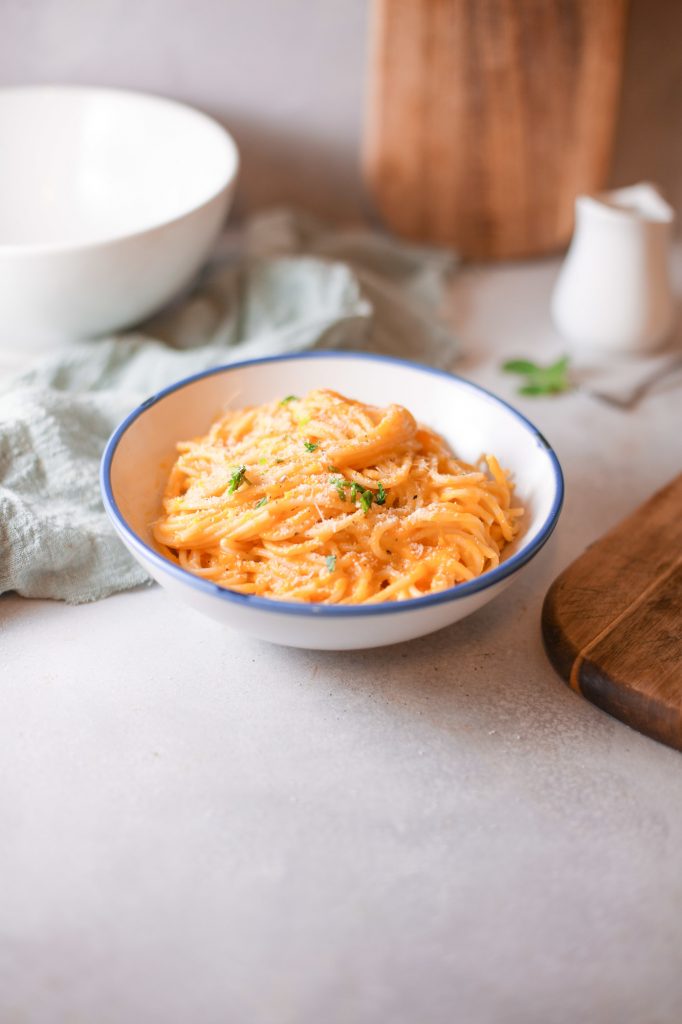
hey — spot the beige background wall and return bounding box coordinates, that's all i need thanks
[2,0,681,232]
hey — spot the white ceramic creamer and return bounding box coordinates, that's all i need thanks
[551,183,676,355]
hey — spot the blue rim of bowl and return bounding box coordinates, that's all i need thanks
[100,350,564,617]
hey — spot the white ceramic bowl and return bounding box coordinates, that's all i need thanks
[0,85,238,346]
[101,352,564,650]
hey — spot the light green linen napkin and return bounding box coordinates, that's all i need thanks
[0,209,458,603]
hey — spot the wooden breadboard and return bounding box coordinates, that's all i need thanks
[364,0,628,259]
[542,475,682,751]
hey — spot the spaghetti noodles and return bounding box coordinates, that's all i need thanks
[153,389,523,604]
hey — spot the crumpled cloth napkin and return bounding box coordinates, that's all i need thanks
[0,209,458,603]
[574,346,682,407]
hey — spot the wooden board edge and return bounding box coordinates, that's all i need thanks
[579,657,682,753]
[541,581,582,690]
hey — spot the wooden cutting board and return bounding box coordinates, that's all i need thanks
[364,0,628,259]
[542,475,682,751]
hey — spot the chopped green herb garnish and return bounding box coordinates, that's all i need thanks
[254,496,269,508]
[303,440,319,453]
[280,395,299,405]
[502,356,571,396]
[330,476,386,512]
[326,554,337,573]
[228,465,250,494]
[359,490,373,514]
[330,477,348,501]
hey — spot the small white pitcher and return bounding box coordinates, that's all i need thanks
[551,183,676,356]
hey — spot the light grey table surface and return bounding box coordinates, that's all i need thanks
[1,257,681,1024]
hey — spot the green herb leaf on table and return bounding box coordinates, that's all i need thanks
[502,356,571,396]
[502,359,540,375]
[519,384,549,396]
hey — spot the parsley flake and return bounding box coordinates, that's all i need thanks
[254,496,269,509]
[303,440,319,453]
[359,490,373,514]
[329,476,386,513]
[228,466,250,494]
[280,395,299,405]
[326,554,337,573]
[330,477,348,501]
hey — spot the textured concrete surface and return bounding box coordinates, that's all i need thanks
[2,259,682,1023]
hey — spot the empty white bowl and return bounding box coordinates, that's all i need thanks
[101,352,564,650]
[0,85,239,346]
[100,352,561,651]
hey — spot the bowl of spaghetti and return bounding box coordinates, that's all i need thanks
[101,352,563,649]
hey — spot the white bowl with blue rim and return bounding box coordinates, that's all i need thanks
[101,352,564,650]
